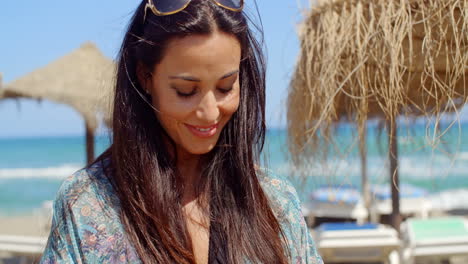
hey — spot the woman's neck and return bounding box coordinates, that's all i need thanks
[177,154,200,187]
[175,147,204,204]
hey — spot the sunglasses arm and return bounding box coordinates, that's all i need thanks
[143,1,165,21]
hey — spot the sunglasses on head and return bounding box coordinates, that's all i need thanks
[144,0,244,20]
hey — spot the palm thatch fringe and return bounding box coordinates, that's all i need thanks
[288,0,468,164]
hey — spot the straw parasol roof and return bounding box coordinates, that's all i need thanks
[0,42,115,164]
[289,0,467,159]
[288,0,467,229]
[0,73,4,99]
[0,42,115,131]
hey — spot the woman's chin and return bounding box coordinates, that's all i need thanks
[185,144,217,155]
[180,133,220,155]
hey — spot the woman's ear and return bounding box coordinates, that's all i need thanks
[136,62,151,95]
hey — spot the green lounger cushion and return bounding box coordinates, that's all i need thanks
[410,218,468,241]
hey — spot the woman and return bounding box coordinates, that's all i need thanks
[40,0,322,263]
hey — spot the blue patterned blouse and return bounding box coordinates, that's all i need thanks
[40,161,323,263]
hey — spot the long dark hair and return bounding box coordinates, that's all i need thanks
[96,1,289,263]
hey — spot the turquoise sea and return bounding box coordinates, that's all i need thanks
[1,124,468,216]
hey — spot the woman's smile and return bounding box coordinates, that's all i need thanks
[184,123,219,138]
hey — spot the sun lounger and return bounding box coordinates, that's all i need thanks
[371,184,432,221]
[0,202,52,263]
[315,222,400,264]
[303,185,369,224]
[0,235,46,264]
[402,217,468,264]
[0,235,47,255]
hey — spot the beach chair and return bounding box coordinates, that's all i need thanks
[0,202,52,263]
[402,217,468,264]
[303,185,369,225]
[315,222,400,264]
[370,184,432,221]
[0,235,47,263]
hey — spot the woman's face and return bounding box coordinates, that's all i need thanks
[143,31,241,155]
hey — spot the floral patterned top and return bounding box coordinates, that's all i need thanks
[40,160,323,264]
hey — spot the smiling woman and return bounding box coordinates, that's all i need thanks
[39,0,323,264]
[139,32,241,155]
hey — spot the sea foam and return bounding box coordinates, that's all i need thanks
[0,164,82,179]
[274,154,468,180]
[430,189,468,211]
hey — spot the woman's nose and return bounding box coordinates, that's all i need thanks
[196,91,220,122]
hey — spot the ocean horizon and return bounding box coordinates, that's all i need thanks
[1,124,468,216]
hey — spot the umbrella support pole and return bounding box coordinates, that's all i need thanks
[85,121,95,165]
[387,119,401,232]
[359,125,371,222]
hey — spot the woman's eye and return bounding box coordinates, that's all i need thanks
[218,87,233,94]
[171,85,197,98]
[176,90,196,97]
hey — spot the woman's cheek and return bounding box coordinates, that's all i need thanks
[223,92,240,115]
[155,93,197,119]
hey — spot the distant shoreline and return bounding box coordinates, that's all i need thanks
[1,121,467,140]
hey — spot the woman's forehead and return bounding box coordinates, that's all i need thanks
[156,31,241,79]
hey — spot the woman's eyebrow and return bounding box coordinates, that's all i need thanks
[169,75,201,82]
[220,70,239,80]
[169,70,239,82]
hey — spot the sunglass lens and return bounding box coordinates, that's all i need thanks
[153,0,191,13]
[215,0,243,10]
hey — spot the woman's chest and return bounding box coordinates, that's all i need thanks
[184,202,210,264]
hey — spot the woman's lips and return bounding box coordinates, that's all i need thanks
[185,123,219,138]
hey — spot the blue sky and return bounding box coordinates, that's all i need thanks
[0,0,311,138]
[1,1,466,138]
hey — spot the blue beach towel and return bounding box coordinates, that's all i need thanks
[319,222,378,231]
[371,184,427,200]
[311,185,361,204]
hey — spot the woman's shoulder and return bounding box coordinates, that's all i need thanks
[256,168,302,222]
[42,160,140,263]
[257,169,324,263]
[56,160,117,209]
[53,159,122,227]
[256,168,324,264]
[256,168,301,203]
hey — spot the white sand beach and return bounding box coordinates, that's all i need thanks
[0,214,50,264]
[0,214,50,237]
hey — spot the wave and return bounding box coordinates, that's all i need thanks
[271,154,468,180]
[455,152,468,161]
[430,189,468,210]
[0,164,83,179]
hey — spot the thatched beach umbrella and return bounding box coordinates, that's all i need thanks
[0,75,3,99]
[288,0,467,231]
[0,43,114,165]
